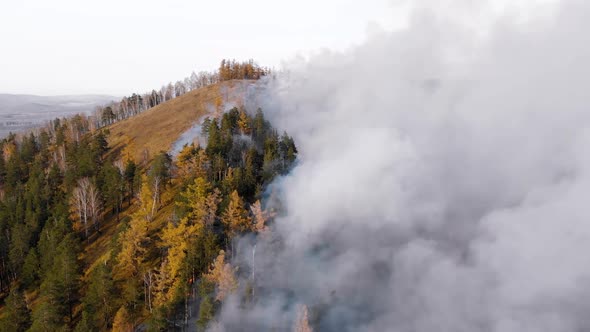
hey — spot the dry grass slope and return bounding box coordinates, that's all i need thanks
[107,79,255,162]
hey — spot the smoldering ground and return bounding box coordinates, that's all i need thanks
[213,1,590,331]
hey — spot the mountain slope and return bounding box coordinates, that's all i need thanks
[107,80,255,162]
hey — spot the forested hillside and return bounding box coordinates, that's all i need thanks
[0,62,298,331]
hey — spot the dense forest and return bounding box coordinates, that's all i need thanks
[0,93,298,331]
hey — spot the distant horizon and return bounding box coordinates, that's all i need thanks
[0,92,120,98]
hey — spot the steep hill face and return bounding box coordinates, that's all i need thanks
[107,80,255,162]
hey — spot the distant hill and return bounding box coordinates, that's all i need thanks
[0,94,116,137]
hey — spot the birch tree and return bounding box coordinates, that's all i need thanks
[70,177,101,240]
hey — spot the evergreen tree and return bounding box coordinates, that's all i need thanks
[124,159,137,203]
[197,296,214,330]
[21,248,39,288]
[83,263,115,330]
[0,286,31,332]
[74,311,96,332]
[39,233,80,326]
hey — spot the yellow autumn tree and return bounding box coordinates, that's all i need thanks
[204,250,238,302]
[176,144,197,179]
[115,178,154,280]
[176,144,209,180]
[250,200,274,234]
[115,212,150,279]
[155,218,201,307]
[112,306,132,332]
[238,109,251,135]
[156,177,221,308]
[222,190,251,235]
[221,190,251,255]
[178,177,210,223]
[137,175,157,222]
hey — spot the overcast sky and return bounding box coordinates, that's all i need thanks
[0,0,556,96]
[0,0,400,96]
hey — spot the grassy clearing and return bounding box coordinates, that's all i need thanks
[106,80,255,163]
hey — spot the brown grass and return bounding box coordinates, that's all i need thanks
[106,80,255,163]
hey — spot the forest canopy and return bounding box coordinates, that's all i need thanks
[0,69,299,331]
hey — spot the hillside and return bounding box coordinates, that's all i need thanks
[0,72,298,331]
[107,80,255,162]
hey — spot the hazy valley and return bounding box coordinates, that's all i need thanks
[0,94,115,137]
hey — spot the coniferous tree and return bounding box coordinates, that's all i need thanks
[124,159,137,203]
[21,248,39,288]
[0,286,31,332]
[83,263,115,330]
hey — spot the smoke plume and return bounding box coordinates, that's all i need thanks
[216,1,590,331]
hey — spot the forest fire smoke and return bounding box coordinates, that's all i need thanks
[215,1,590,331]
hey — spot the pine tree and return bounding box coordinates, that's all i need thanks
[21,248,39,288]
[74,311,95,332]
[124,159,137,204]
[36,233,80,328]
[83,263,115,330]
[197,296,214,330]
[0,286,31,332]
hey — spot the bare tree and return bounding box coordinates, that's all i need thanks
[70,177,102,241]
[71,178,90,239]
[88,182,102,232]
[143,270,155,312]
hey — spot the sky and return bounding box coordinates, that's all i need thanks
[0,0,399,96]
[0,0,558,96]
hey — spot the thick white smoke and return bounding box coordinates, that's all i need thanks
[216,1,590,331]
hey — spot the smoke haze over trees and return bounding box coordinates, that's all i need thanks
[1,0,590,331]
[209,0,590,331]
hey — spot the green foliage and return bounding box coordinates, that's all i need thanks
[83,263,115,330]
[38,233,81,326]
[74,311,96,332]
[0,286,31,332]
[124,158,137,202]
[197,295,214,330]
[99,161,124,219]
[149,152,172,186]
[21,248,39,288]
[0,106,296,331]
